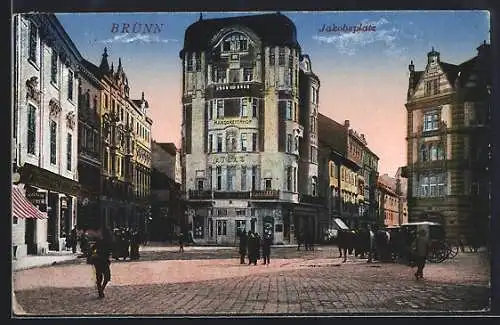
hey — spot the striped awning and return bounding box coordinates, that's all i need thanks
[12,186,47,219]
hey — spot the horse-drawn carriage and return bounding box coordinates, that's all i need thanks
[399,221,458,263]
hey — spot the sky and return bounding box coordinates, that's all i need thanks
[56,11,490,176]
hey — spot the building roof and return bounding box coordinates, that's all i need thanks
[317,113,347,154]
[81,59,103,79]
[154,142,178,156]
[180,13,300,56]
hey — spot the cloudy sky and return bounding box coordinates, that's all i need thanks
[56,11,490,176]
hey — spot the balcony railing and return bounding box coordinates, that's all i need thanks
[251,190,280,200]
[188,190,212,200]
[299,194,326,206]
[214,191,250,200]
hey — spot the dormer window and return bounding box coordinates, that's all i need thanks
[425,77,440,96]
[221,33,248,52]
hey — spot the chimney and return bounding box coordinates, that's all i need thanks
[344,120,350,128]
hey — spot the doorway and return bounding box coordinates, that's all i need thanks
[25,218,36,255]
[216,219,228,244]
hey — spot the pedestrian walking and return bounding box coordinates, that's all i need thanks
[70,226,78,253]
[178,232,184,252]
[90,227,113,299]
[261,232,272,265]
[413,228,430,280]
[238,229,248,264]
[367,227,376,263]
[247,231,257,265]
[129,229,140,260]
[457,235,465,253]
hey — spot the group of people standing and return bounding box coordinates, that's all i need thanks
[111,227,142,261]
[238,230,273,265]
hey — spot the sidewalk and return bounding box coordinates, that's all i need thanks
[12,250,80,272]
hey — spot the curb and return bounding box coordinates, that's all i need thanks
[12,292,27,316]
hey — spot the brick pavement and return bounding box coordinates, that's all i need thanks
[12,247,490,315]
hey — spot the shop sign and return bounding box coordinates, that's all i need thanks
[211,153,246,165]
[25,191,46,206]
[213,118,252,126]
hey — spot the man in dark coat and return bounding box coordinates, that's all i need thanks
[91,227,113,299]
[70,227,78,254]
[247,231,256,265]
[261,232,272,265]
[129,229,140,260]
[254,232,261,262]
[238,230,248,264]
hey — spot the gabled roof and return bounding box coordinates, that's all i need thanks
[155,142,178,156]
[439,61,460,85]
[410,71,423,91]
[318,113,347,154]
[81,59,103,79]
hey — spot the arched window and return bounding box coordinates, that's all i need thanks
[420,144,428,162]
[437,143,444,160]
[430,144,438,161]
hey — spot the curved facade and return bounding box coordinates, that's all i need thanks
[180,14,322,245]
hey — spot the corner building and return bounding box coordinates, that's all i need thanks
[180,13,322,245]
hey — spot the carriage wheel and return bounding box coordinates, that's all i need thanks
[448,245,459,258]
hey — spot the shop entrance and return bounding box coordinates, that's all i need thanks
[25,218,36,255]
[215,219,228,244]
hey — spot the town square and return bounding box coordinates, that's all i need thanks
[11,8,495,316]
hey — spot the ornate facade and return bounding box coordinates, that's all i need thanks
[83,48,152,231]
[180,13,322,245]
[13,13,82,253]
[403,43,491,242]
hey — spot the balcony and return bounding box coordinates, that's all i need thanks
[299,194,326,206]
[251,190,280,200]
[214,191,250,199]
[188,190,212,200]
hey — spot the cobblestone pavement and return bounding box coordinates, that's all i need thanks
[13,247,491,316]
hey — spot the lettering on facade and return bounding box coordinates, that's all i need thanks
[213,118,252,126]
[212,154,246,165]
[25,191,47,205]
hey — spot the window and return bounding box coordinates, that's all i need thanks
[28,22,37,62]
[287,134,292,153]
[419,172,446,197]
[66,133,72,171]
[208,101,213,120]
[227,166,236,191]
[287,167,292,191]
[312,177,317,196]
[293,167,297,192]
[241,133,248,152]
[244,68,253,81]
[288,51,293,67]
[423,111,439,131]
[252,133,257,152]
[27,105,36,154]
[221,34,248,52]
[50,121,57,164]
[265,179,272,190]
[195,53,201,71]
[208,167,212,189]
[420,144,428,162]
[424,77,440,96]
[252,98,258,117]
[229,69,240,83]
[216,99,224,118]
[241,98,250,117]
[293,102,298,121]
[430,144,438,161]
[294,136,299,152]
[51,50,58,84]
[197,179,204,191]
[278,48,285,66]
[286,101,292,120]
[251,166,257,190]
[208,134,213,152]
[285,68,292,86]
[437,144,445,160]
[186,53,193,71]
[67,71,74,101]
[241,167,247,191]
[93,96,98,111]
[215,68,227,83]
[216,166,222,190]
[103,150,109,172]
[13,216,18,225]
[310,146,317,163]
[269,47,275,66]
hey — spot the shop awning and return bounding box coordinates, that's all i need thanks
[12,186,47,219]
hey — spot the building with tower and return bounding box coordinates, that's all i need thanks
[83,48,153,232]
[403,42,491,242]
[179,13,323,245]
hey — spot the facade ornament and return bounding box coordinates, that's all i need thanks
[66,111,76,130]
[49,98,62,118]
[26,77,41,104]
